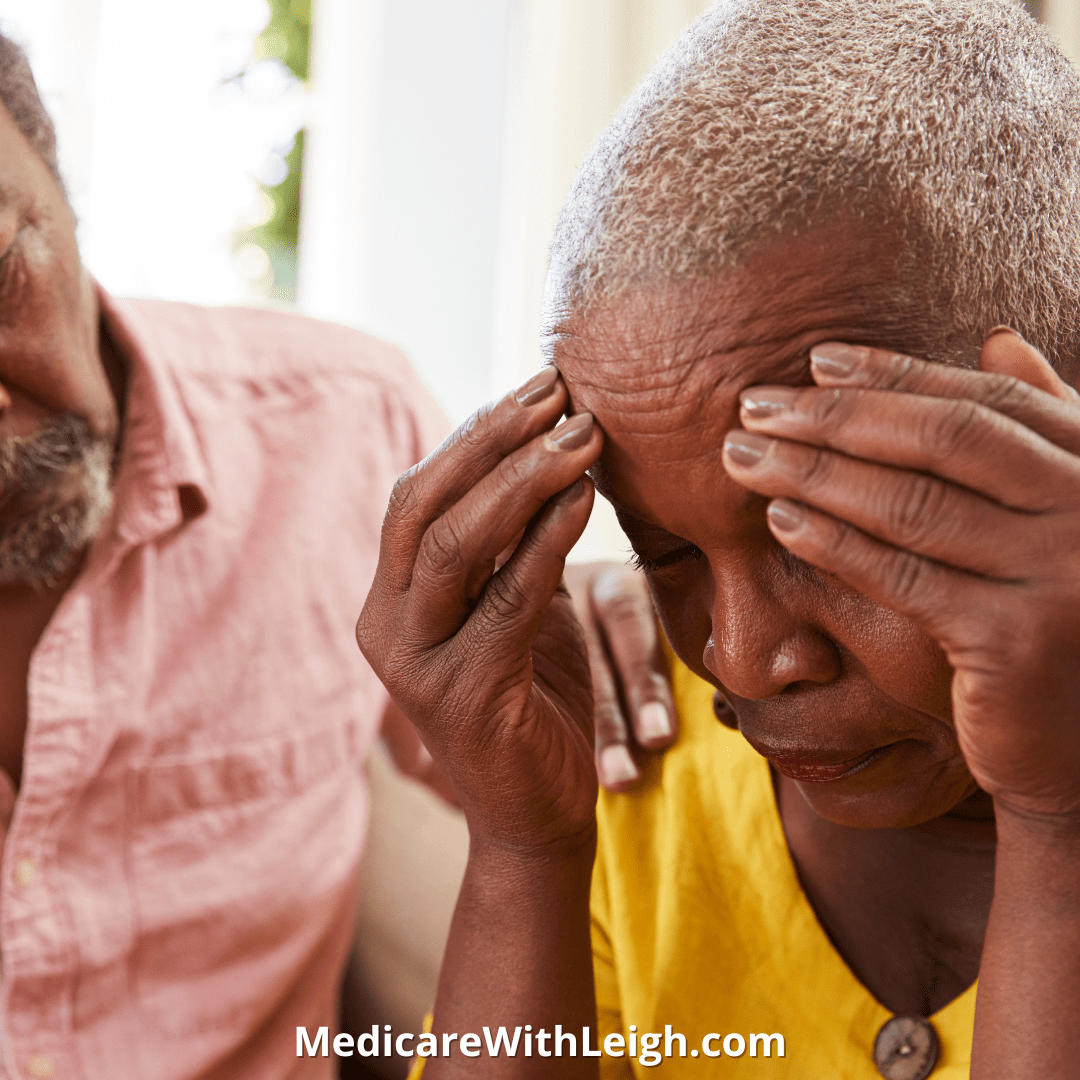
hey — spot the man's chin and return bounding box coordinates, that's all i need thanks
[0,443,113,588]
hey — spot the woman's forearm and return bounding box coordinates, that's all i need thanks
[425,832,599,1079]
[972,811,1080,1079]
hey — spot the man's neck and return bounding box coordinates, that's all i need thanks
[0,559,85,787]
[0,298,124,789]
[97,302,129,450]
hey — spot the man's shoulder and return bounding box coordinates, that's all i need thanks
[115,297,414,388]
[110,296,449,459]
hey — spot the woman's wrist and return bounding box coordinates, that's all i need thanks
[465,825,598,885]
[991,799,1080,916]
[993,798,1080,850]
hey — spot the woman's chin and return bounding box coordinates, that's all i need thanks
[780,741,978,831]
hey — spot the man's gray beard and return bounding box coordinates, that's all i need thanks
[0,415,114,587]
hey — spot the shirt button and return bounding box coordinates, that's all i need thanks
[873,1016,939,1080]
[27,1056,53,1077]
[15,858,37,887]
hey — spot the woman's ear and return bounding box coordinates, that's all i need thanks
[980,326,1080,402]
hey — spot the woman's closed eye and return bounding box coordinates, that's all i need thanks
[614,506,705,574]
[629,544,704,574]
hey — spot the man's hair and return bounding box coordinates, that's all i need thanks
[0,29,60,182]
[548,0,1080,366]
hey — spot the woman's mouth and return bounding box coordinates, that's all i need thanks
[751,744,891,783]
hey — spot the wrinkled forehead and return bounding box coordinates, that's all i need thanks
[547,216,969,439]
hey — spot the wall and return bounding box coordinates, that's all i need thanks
[300,0,513,427]
[0,0,301,308]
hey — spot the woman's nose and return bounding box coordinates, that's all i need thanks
[702,570,841,700]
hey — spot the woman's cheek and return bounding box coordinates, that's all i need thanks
[648,569,715,684]
[837,602,955,726]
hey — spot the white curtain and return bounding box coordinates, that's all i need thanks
[489,0,716,560]
[490,0,717,398]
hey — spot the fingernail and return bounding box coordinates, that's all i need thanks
[986,324,1025,343]
[767,499,806,533]
[723,430,771,468]
[638,702,672,741]
[514,366,559,407]
[549,413,594,451]
[741,386,796,419]
[556,478,585,504]
[810,342,867,377]
[599,743,639,786]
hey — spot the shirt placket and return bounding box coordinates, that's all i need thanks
[1,590,97,1080]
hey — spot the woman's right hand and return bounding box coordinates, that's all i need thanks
[356,367,604,853]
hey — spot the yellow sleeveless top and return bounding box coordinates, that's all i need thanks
[591,656,976,1077]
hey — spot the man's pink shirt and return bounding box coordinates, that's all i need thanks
[0,294,446,1078]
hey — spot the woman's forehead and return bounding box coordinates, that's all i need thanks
[552,218,916,415]
[556,295,864,438]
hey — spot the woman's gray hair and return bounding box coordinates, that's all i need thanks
[549,0,1080,366]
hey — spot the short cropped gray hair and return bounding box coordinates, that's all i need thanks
[548,0,1080,366]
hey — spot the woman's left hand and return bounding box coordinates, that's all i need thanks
[722,328,1080,825]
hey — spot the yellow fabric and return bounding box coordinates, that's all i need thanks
[591,655,976,1077]
[406,1014,433,1080]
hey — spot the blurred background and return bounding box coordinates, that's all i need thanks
[0,0,1074,561]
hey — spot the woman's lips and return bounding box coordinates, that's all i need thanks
[753,744,890,783]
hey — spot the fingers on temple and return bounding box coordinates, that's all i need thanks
[590,568,675,751]
[807,342,1080,458]
[466,478,596,657]
[725,436,1037,578]
[402,416,604,644]
[377,373,572,592]
[739,384,1080,513]
[765,500,995,640]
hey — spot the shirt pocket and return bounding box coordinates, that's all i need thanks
[125,720,367,1037]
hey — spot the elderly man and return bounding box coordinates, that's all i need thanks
[359,1,1080,1078]
[0,27,448,1079]
[0,28,668,1080]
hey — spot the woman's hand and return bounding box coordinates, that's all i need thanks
[356,367,604,853]
[721,328,1080,826]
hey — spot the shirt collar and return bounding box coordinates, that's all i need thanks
[95,285,211,554]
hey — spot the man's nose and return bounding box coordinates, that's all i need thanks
[702,559,841,700]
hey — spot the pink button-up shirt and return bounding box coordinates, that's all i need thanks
[0,294,446,1079]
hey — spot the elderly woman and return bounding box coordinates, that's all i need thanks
[356,1,1080,1077]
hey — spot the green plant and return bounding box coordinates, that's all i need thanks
[236,0,310,302]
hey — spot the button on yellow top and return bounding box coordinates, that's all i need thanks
[15,858,36,887]
[874,1016,939,1080]
[27,1055,53,1077]
[590,655,977,1078]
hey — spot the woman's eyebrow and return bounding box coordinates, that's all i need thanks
[598,492,671,536]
